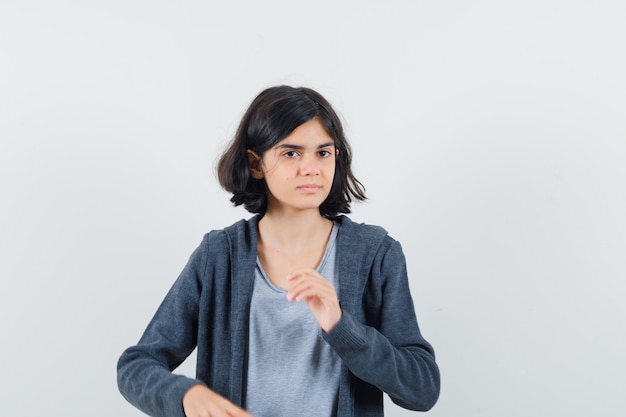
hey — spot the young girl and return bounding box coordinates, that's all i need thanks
[117,85,440,417]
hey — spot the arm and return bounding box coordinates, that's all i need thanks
[117,234,253,417]
[322,239,440,411]
[116,236,206,417]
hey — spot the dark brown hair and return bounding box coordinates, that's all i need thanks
[217,85,366,218]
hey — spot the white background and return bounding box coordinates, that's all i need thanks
[1,1,625,416]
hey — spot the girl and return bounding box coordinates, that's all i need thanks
[117,85,440,417]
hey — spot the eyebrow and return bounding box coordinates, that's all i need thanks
[275,142,335,150]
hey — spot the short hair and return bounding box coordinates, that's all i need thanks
[217,85,366,218]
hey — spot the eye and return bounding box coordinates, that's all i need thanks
[283,150,299,158]
[318,149,333,158]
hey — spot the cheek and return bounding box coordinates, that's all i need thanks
[327,163,337,177]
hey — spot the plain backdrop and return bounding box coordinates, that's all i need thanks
[1,1,625,416]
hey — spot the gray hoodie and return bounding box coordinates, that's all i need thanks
[117,215,440,417]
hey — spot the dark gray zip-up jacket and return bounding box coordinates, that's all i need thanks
[117,215,440,417]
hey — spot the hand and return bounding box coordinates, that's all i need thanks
[286,268,342,332]
[182,384,253,417]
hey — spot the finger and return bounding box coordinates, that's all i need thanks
[294,286,336,303]
[215,397,255,417]
[287,270,327,288]
[289,281,336,303]
[287,279,326,301]
[211,395,252,417]
[225,404,253,417]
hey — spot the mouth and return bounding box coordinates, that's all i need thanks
[297,184,322,193]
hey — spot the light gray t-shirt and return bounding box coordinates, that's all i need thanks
[245,223,341,417]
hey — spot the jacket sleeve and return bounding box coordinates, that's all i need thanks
[117,236,210,417]
[322,238,440,411]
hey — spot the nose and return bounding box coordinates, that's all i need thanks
[299,153,320,175]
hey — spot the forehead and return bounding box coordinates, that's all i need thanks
[274,118,335,148]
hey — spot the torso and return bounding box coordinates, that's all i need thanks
[246,221,342,417]
[256,217,334,290]
[256,244,323,290]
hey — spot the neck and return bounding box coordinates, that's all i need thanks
[258,209,332,250]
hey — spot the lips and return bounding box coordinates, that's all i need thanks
[297,184,322,193]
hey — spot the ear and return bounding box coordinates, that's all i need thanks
[247,150,264,179]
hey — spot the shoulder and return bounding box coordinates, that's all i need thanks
[197,215,260,256]
[335,215,400,255]
[336,215,393,242]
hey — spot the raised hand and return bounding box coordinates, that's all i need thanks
[286,267,342,332]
